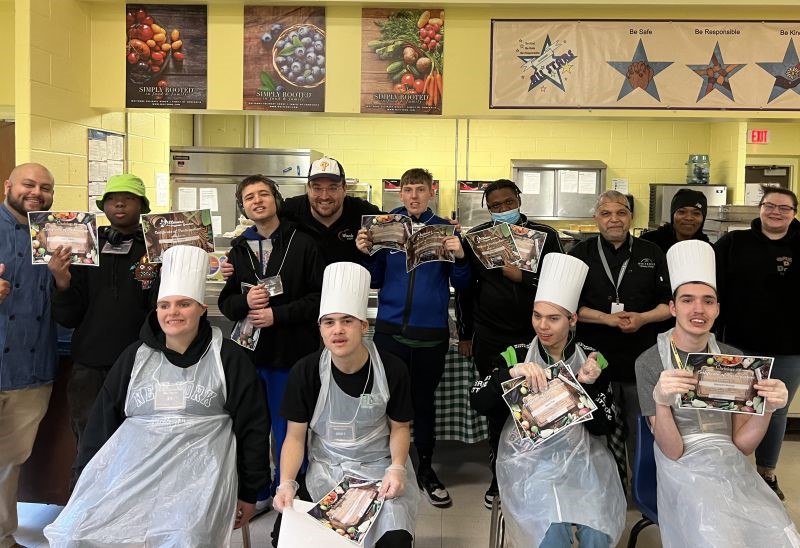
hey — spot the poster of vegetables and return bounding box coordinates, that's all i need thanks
[140,209,215,263]
[243,6,326,112]
[307,475,385,544]
[361,9,444,115]
[28,212,99,267]
[125,4,207,109]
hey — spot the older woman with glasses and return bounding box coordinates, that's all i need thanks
[714,185,800,500]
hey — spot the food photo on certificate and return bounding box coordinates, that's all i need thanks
[679,353,774,415]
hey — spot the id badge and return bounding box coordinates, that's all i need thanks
[360,393,377,407]
[101,240,133,255]
[610,302,625,313]
[259,275,284,297]
[154,382,186,411]
[327,422,356,442]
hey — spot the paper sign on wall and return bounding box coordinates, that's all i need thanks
[522,172,541,194]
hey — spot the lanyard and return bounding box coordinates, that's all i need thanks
[247,229,296,279]
[670,337,708,370]
[597,235,633,304]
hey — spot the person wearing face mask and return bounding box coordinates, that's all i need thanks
[640,188,710,253]
[45,246,270,546]
[455,179,562,508]
[469,253,624,547]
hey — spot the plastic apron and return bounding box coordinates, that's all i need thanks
[495,337,626,548]
[306,341,419,546]
[45,327,238,548]
[653,330,800,548]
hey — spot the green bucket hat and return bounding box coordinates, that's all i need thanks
[97,174,151,213]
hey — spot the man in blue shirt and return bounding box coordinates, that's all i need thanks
[0,163,59,548]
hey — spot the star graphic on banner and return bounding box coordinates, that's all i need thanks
[517,35,574,92]
[687,42,745,102]
[757,39,800,103]
[607,39,673,101]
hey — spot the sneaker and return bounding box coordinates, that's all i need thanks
[484,477,499,509]
[417,467,452,507]
[762,473,785,501]
[253,496,273,517]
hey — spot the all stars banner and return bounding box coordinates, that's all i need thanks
[490,20,800,110]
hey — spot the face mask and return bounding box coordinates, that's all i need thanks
[491,208,520,224]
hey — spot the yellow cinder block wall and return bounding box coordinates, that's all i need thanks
[0,1,14,117]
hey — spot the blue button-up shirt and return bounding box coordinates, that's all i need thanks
[0,204,58,390]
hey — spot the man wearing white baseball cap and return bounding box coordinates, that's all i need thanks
[635,240,797,547]
[281,157,381,264]
[46,245,270,546]
[275,262,419,548]
[470,253,625,547]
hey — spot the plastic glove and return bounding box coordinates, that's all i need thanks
[273,480,298,513]
[577,352,602,384]
[754,379,789,413]
[653,369,696,407]
[508,362,548,393]
[378,465,406,500]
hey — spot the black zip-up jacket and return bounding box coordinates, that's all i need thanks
[469,340,614,437]
[456,215,563,343]
[218,221,325,369]
[715,217,800,354]
[76,312,270,503]
[51,228,159,368]
[640,222,710,254]
[281,194,381,265]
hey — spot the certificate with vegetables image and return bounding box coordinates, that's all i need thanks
[679,353,774,415]
[28,212,99,267]
[141,209,215,263]
[361,214,412,254]
[243,6,326,112]
[361,8,444,115]
[508,225,548,273]
[464,223,520,270]
[307,475,385,545]
[405,224,455,272]
[501,361,597,449]
[231,283,260,351]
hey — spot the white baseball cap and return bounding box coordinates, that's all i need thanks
[308,157,345,183]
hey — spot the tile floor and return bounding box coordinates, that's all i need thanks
[15,434,799,547]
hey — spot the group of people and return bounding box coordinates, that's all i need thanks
[0,157,797,548]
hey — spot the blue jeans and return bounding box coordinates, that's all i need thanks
[257,368,294,500]
[755,354,800,470]
[539,523,611,548]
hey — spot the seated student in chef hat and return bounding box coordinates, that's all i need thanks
[276,262,419,548]
[45,245,270,547]
[634,240,798,548]
[470,252,626,548]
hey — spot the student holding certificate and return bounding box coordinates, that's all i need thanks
[635,240,798,548]
[470,253,625,548]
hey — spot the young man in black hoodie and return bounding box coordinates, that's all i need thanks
[47,174,159,449]
[218,175,325,513]
[640,188,710,253]
[715,185,800,500]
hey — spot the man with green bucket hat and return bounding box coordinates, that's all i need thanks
[48,174,160,468]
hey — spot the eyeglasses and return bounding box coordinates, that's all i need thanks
[761,202,796,214]
[309,184,344,196]
[487,198,519,212]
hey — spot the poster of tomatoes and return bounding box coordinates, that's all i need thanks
[125,4,207,108]
[361,9,444,115]
[243,7,326,112]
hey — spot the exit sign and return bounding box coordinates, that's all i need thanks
[748,129,770,144]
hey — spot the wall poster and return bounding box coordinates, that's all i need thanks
[88,129,125,214]
[361,8,444,115]
[125,4,207,108]
[243,6,326,112]
[491,20,800,110]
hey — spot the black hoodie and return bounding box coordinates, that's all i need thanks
[76,312,270,503]
[218,220,325,370]
[715,217,800,354]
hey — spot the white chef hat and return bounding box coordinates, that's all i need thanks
[319,262,371,321]
[157,245,209,304]
[534,253,589,314]
[667,240,716,292]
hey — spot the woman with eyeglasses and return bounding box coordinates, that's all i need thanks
[455,179,563,507]
[714,185,800,501]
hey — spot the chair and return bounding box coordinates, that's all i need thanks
[241,522,251,548]
[628,415,659,548]
[488,496,505,548]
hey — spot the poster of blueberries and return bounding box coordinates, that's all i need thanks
[243,7,326,112]
[125,4,207,109]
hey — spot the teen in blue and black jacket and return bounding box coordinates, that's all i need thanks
[356,168,470,508]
